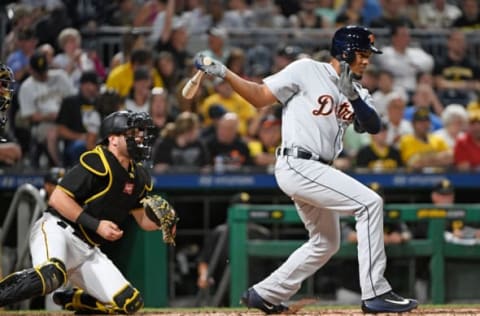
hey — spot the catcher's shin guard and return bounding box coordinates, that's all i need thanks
[0,258,66,307]
[113,284,144,314]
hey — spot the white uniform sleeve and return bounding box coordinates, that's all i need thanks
[18,81,36,118]
[263,59,310,104]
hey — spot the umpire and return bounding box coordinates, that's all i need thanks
[0,110,172,314]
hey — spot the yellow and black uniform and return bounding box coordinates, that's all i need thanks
[48,146,152,246]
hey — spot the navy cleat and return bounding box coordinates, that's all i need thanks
[241,287,289,315]
[361,291,418,313]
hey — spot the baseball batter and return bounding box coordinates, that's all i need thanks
[0,111,171,314]
[194,25,418,314]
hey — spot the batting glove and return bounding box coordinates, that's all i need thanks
[194,54,227,78]
[338,61,361,101]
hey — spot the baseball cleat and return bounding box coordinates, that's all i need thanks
[240,287,289,314]
[361,291,418,313]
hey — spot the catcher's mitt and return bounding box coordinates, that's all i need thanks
[141,195,179,245]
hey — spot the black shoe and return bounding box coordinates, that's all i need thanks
[361,291,418,313]
[240,287,289,314]
[52,288,77,310]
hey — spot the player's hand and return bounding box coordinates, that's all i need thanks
[97,220,124,241]
[194,53,226,78]
[338,61,360,101]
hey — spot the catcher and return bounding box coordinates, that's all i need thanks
[0,110,178,314]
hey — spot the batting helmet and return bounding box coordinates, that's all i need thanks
[99,110,156,161]
[330,26,382,63]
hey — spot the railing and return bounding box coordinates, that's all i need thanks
[228,203,480,306]
[79,26,480,71]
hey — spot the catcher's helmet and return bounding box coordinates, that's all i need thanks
[330,26,382,63]
[99,110,156,161]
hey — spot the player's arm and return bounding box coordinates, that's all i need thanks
[194,54,277,108]
[224,70,278,108]
[49,187,92,226]
[131,207,160,231]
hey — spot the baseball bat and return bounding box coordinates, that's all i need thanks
[182,56,212,99]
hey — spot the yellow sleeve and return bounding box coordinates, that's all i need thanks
[248,140,263,157]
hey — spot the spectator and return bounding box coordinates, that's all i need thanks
[225,48,248,80]
[94,89,125,120]
[2,4,34,61]
[152,111,209,173]
[52,27,96,89]
[200,78,257,137]
[453,108,480,171]
[373,24,434,95]
[56,70,101,167]
[384,92,413,148]
[452,0,480,29]
[438,179,480,244]
[248,114,281,170]
[359,63,379,94]
[271,45,303,74]
[105,48,163,98]
[181,0,211,35]
[154,4,192,75]
[38,43,56,66]
[404,84,444,131]
[125,67,152,113]
[335,0,365,28]
[433,104,468,149]
[205,112,254,172]
[110,31,147,70]
[208,0,244,28]
[417,0,462,28]
[369,0,415,29]
[372,70,408,118]
[154,51,181,97]
[225,0,256,28]
[150,87,175,134]
[200,104,227,140]
[108,0,140,26]
[433,30,480,106]
[18,51,76,167]
[6,27,38,85]
[289,0,329,28]
[132,0,164,27]
[199,27,231,64]
[251,0,287,28]
[398,108,452,171]
[356,121,403,171]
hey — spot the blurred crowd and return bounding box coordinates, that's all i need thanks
[1,0,480,173]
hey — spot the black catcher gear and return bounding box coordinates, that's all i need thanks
[0,258,66,307]
[99,110,156,161]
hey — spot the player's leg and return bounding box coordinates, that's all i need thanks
[0,213,68,307]
[275,158,391,299]
[252,202,340,305]
[54,248,143,314]
[275,158,417,312]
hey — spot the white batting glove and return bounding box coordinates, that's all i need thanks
[194,54,226,78]
[338,61,360,101]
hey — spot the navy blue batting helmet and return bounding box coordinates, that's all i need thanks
[330,26,382,63]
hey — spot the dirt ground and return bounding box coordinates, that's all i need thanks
[10,307,480,316]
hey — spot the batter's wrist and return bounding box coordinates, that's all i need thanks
[76,212,100,232]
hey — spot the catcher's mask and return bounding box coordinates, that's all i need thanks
[99,110,156,162]
[330,25,382,64]
[0,63,14,129]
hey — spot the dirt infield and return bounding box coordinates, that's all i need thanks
[4,307,480,315]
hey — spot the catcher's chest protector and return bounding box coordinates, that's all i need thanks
[77,147,152,245]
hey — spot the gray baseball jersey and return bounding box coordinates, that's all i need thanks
[253,58,392,302]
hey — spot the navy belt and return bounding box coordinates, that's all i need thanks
[276,147,332,165]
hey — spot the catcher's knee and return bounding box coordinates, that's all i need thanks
[37,258,67,294]
[113,284,143,314]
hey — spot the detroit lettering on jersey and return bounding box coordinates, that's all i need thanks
[313,95,354,123]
